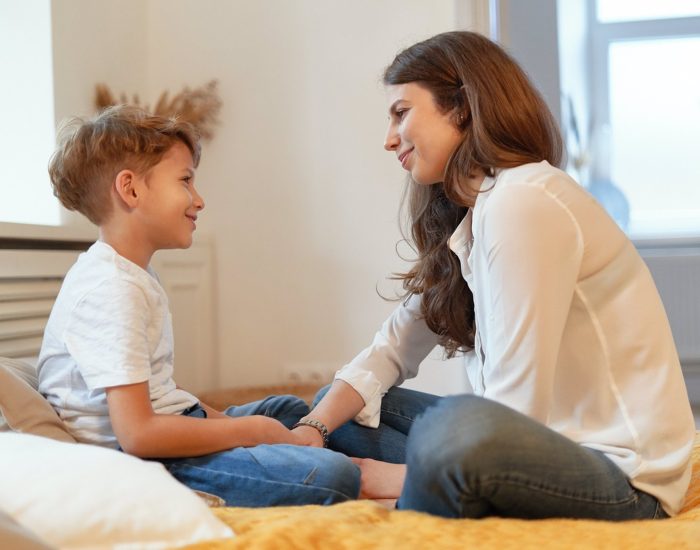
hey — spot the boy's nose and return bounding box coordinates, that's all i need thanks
[193,188,205,210]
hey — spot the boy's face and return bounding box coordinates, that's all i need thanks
[136,142,204,250]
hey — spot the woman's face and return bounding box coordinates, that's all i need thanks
[384,83,463,185]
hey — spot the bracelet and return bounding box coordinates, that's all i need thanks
[292,418,329,448]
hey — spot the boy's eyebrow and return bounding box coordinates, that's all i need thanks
[183,168,195,177]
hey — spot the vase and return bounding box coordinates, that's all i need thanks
[587,178,630,232]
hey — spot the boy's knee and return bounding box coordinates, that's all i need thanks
[266,394,310,417]
[312,450,361,501]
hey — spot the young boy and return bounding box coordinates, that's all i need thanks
[37,105,359,506]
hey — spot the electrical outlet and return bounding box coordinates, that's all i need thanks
[282,364,305,384]
[282,361,338,386]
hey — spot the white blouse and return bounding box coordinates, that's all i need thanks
[335,161,695,515]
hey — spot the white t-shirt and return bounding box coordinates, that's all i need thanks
[336,161,695,515]
[38,241,198,449]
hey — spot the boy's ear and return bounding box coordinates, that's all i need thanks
[113,169,140,208]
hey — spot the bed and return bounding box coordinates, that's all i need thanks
[2,239,700,549]
[205,460,700,549]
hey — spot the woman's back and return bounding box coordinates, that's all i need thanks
[467,161,694,514]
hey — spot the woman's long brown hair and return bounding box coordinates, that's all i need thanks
[384,31,562,356]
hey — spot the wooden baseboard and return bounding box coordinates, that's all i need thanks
[198,384,322,409]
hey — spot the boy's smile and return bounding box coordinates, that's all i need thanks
[136,141,205,254]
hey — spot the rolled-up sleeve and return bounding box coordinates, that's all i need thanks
[335,293,437,427]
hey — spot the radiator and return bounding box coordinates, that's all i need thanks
[0,239,216,393]
[639,246,700,368]
[638,246,700,418]
[0,249,82,358]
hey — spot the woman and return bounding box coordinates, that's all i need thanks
[291,31,695,520]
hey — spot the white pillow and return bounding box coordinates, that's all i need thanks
[0,433,234,549]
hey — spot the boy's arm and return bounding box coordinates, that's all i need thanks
[174,384,229,419]
[106,382,300,458]
[198,401,228,419]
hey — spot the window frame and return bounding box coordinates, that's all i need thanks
[587,4,700,240]
[588,4,700,132]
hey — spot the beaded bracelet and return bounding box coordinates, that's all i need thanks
[292,418,329,448]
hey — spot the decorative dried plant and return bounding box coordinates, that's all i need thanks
[94,80,222,140]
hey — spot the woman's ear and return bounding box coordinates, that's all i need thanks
[113,169,140,208]
[455,105,471,131]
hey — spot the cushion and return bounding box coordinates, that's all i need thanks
[0,509,52,550]
[0,357,76,442]
[0,432,234,549]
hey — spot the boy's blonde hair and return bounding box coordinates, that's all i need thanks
[49,105,202,225]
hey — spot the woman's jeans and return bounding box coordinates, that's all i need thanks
[314,386,668,520]
[156,395,360,507]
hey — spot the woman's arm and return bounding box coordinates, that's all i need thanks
[476,180,583,420]
[294,296,438,446]
[292,379,365,446]
[106,382,302,458]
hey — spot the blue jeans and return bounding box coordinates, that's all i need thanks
[314,384,440,464]
[315,386,667,520]
[157,395,360,507]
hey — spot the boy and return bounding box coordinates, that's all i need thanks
[38,106,359,506]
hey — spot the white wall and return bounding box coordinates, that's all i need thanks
[142,0,458,387]
[48,0,475,388]
[51,0,149,226]
[497,0,562,125]
[46,0,498,391]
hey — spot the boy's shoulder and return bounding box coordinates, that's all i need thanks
[42,242,169,347]
[62,241,164,303]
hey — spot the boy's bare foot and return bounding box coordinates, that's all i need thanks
[372,498,398,509]
[350,457,406,500]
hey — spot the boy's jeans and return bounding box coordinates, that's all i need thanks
[157,395,360,507]
[315,386,668,520]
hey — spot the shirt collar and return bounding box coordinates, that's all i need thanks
[448,174,497,254]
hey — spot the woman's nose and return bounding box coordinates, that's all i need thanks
[384,124,400,151]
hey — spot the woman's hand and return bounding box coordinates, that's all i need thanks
[351,457,406,500]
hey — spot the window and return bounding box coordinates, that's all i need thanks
[597,0,700,23]
[0,0,61,225]
[559,0,700,238]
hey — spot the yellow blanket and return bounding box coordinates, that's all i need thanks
[187,438,700,549]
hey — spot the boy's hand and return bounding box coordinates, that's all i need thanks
[291,424,325,447]
[250,416,330,447]
[254,416,308,445]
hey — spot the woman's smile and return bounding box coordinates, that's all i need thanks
[399,148,414,169]
[384,83,463,185]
